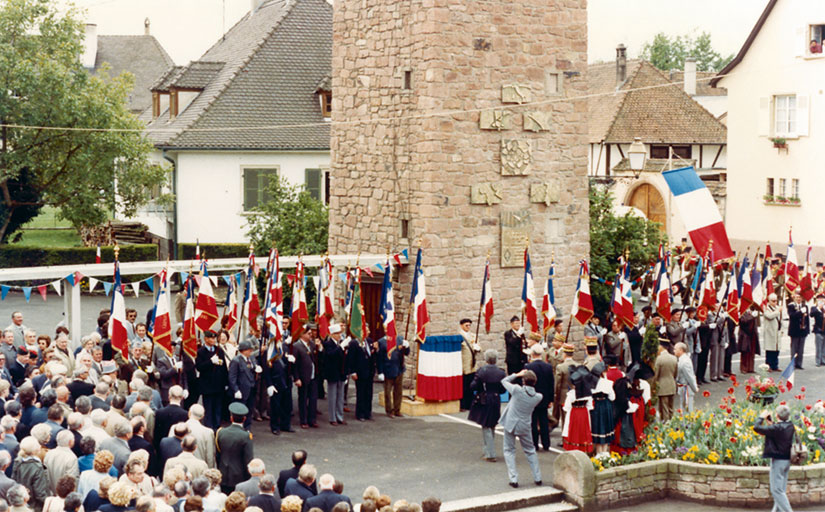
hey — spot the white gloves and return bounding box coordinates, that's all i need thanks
[681,322,689,329]
[267,386,276,397]
[659,326,666,334]
[472,343,481,351]
[255,365,262,374]
[377,373,385,382]
[600,327,607,335]
[286,354,295,363]
[175,361,183,370]
[146,365,154,373]
[639,327,646,336]
[516,327,524,336]
[234,390,242,399]
[183,389,189,399]
[709,323,717,329]
[402,339,410,349]
[210,355,221,365]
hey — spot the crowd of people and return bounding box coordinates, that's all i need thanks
[0,309,441,512]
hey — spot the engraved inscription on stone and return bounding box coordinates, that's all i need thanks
[530,180,561,206]
[523,111,551,132]
[501,84,532,104]
[500,209,531,268]
[479,110,513,130]
[470,182,503,205]
[501,140,532,175]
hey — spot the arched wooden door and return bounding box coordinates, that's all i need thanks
[627,183,667,232]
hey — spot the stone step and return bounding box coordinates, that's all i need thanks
[441,486,574,512]
[511,502,579,512]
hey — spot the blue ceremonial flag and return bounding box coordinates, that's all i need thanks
[0,285,8,301]
[22,287,32,302]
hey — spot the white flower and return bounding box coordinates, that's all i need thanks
[809,426,816,433]
[809,434,816,441]
[758,363,770,372]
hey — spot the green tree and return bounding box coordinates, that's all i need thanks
[641,31,733,72]
[247,174,328,257]
[589,184,667,316]
[0,0,168,243]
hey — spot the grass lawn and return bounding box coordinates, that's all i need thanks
[12,229,82,247]
[21,206,74,229]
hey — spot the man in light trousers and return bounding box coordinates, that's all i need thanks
[499,369,543,488]
[674,342,698,412]
[754,404,795,512]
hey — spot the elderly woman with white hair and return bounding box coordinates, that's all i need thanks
[11,437,50,511]
[7,484,31,512]
[763,293,782,371]
[52,333,75,376]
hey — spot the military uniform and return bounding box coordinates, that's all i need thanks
[216,403,254,493]
[553,345,576,433]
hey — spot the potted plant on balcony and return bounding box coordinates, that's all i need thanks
[789,196,801,205]
[763,194,775,203]
[771,137,787,149]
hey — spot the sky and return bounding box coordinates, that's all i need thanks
[66,0,769,65]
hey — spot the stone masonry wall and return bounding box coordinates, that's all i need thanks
[330,0,590,364]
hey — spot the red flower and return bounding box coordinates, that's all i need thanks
[726,408,732,414]
[780,401,787,405]
[806,405,813,411]
[779,385,786,393]
[726,420,732,427]
[677,409,683,414]
[731,398,736,404]
[801,386,806,392]
[730,437,737,443]
[727,387,735,395]
[745,385,752,394]
[654,426,659,431]
[703,390,711,397]
[719,404,727,410]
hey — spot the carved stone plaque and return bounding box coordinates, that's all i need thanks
[501,139,532,175]
[523,111,551,132]
[501,209,531,267]
[479,110,513,130]
[530,180,561,206]
[502,84,531,104]
[470,182,503,205]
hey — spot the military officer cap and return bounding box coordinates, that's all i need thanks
[658,337,671,347]
[204,330,218,339]
[329,324,342,334]
[584,336,598,347]
[238,340,254,352]
[228,402,249,417]
[562,343,575,353]
[553,333,566,343]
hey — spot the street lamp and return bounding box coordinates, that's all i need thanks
[628,137,646,179]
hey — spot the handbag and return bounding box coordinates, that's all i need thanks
[790,430,808,465]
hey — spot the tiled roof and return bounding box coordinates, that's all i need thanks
[667,70,727,97]
[93,35,175,113]
[612,157,697,173]
[587,59,727,144]
[315,75,331,92]
[173,61,225,90]
[151,66,184,93]
[145,0,331,151]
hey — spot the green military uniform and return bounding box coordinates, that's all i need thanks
[552,345,576,431]
[216,403,254,493]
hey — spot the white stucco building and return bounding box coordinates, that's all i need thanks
[131,0,332,251]
[713,0,821,253]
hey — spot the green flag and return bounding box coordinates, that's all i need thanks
[349,277,364,341]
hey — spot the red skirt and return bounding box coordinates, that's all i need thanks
[563,405,593,453]
[630,396,646,443]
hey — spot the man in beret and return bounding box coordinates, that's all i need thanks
[217,403,254,494]
[504,316,526,375]
[229,340,261,430]
[196,330,229,429]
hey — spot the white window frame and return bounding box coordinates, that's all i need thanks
[778,178,787,198]
[773,94,797,137]
[792,179,800,199]
[806,24,825,58]
[240,165,280,213]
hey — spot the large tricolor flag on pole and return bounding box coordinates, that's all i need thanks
[662,166,733,261]
[521,248,539,334]
[181,276,198,360]
[194,261,219,332]
[481,258,494,334]
[785,229,800,293]
[152,267,173,355]
[379,259,397,356]
[291,257,309,338]
[800,243,814,301]
[223,278,239,333]
[316,257,334,338]
[264,249,283,341]
[410,248,430,343]
[739,256,753,313]
[242,252,261,333]
[95,245,101,264]
[541,261,555,334]
[726,262,741,324]
[571,260,594,325]
[109,259,128,359]
[417,335,463,401]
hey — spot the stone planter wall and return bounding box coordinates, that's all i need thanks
[553,451,825,510]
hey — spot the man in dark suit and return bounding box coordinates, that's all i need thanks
[378,334,410,418]
[277,450,316,498]
[153,344,180,406]
[196,330,229,429]
[524,344,554,452]
[159,422,188,462]
[788,291,810,370]
[128,416,159,477]
[8,347,29,388]
[153,385,189,449]
[283,463,317,502]
[216,402,254,494]
[346,333,376,422]
[504,316,526,375]
[67,368,94,403]
[292,327,319,428]
[263,342,293,435]
[247,474,281,512]
[469,350,507,461]
[303,473,351,512]
[229,341,259,430]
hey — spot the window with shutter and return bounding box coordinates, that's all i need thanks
[774,95,796,137]
[242,167,278,211]
[305,168,322,201]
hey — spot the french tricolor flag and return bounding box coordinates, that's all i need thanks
[95,245,101,264]
[785,230,800,293]
[521,249,539,334]
[481,259,494,334]
[662,166,733,262]
[417,335,463,401]
[781,359,795,391]
[541,262,555,334]
[109,261,129,359]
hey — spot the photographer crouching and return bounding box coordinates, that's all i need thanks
[753,404,795,512]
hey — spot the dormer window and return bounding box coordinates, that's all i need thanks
[320,91,332,118]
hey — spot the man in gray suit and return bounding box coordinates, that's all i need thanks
[674,342,698,412]
[500,369,543,488]
[229,340,261,430]
[235,458,266,498]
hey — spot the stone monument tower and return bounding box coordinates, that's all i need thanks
[329,0,589,348]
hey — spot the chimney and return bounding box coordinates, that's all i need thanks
[684,57,697,96]
[81,24,97,69]
[144,18,150,36]
[616,44,627,85]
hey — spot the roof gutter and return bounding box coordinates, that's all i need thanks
[710,0,777,87]
[161,149,178,260]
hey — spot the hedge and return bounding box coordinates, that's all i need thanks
[0,244,158,269]
[178,243,250,260]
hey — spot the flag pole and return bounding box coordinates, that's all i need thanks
[410,240,423,401]
[473,252,489,349]
[564,259,575,344]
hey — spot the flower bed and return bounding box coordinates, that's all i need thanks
[590,372,825,471]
